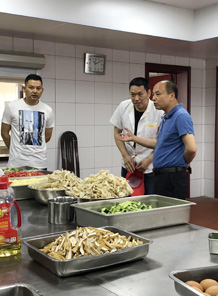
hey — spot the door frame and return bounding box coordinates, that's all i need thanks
[145,63,191,198]
[215,67,218,198]
[145,63,191,112]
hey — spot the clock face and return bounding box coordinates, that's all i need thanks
[84,53,106,74]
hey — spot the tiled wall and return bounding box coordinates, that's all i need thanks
[0,36,215,198]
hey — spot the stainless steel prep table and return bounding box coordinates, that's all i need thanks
[0,199,217,296]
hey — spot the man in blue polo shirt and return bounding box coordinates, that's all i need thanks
[118,80,196,200]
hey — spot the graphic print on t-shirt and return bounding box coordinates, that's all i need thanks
[19,110,45,146]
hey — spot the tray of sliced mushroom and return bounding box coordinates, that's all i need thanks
[23,226,152,277]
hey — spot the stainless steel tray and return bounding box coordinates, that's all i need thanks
[208,232,218,254]
[10,172,52,200]
[23,226,152,277]
[68,195,129,202]
[72,195,196,232]
[170,265,218,296]
[1,166,38,171]
[0,283,43,296]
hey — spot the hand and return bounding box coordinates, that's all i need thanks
[123,154,135,173]
[118,128,134,142]
[135,159,150,172]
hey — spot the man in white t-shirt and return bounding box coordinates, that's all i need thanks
[110,77,163,194]
[1,74,54,169]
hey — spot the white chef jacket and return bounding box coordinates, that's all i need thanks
[110,99,163,174]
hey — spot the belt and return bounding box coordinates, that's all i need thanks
[153,167,186,175]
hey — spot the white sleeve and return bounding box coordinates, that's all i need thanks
[110,103,123,130]
[46,108,54,128]
[1,103,12,125]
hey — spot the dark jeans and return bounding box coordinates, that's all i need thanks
[153,170,187,200]
[121,167,155,195]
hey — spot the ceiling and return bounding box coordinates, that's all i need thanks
[1,0,218,60]
[146,0,218,10]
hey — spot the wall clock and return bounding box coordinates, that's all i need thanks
[84,53,106,75]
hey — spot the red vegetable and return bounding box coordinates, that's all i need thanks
[5,171,44,178]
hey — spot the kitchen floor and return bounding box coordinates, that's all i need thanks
[187,197,218,230]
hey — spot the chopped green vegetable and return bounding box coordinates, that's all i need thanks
[101,201,152,214]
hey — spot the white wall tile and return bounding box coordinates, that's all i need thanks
[41,79,55,103]
[204,179,214,197]
[55,56,75,80]
[94,61,112,83]
[190,179,203,197]
[191,107,203,125]
[204,87,216,107]
[112,83,129,104]
[110,167,121,177]
[191,161,203,179]
[145,53,161,63]
[56,80,75,103]
[112,62,129,83]
[13,38,33,52]
[95,126,112,146]
[205,59,216,69]
[194,124,202,143]
[190,58,205,69]
[94,104,112,125]
[75,81,94,103]
[76,58,94,82]
[205,69,216,88]
[130,51,146,64]
[191,87,202,107]
[79,147,95,169]
[56,103,75,125]
[76,126,94,147]
[129,64,145,81]
[76,45,94,58]
[80,169,95,179]
[191,69,203,88]
[204,125,215,143]
[112,146,121,167]
[204,143,214,161]
[160,55,176,65]
[76,103,94,125]
[95,82,112,104]
[204,107,215,125]
[113,49,129,62]
[34,40,55,55]
[94,147,112,168]
[40,55,55,79]
[194,143,202,161]
[0,36,12,50]
[175,56,189,66]
[94,47,113,61]
[46,148,56,171]
[204,161,214,179]
[55,43,75,57]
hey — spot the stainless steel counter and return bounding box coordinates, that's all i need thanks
[0,199,217,296]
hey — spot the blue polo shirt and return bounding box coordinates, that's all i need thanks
[153,104,194,168]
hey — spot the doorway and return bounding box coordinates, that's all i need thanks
[145,63,191,198]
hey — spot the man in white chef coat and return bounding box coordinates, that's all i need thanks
[110,77,163,194]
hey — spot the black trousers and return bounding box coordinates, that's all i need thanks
[153,170,187,200]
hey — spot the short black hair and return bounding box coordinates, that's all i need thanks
[163,80,178,99]
[129,77,149,92]
[25,74,43,85]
